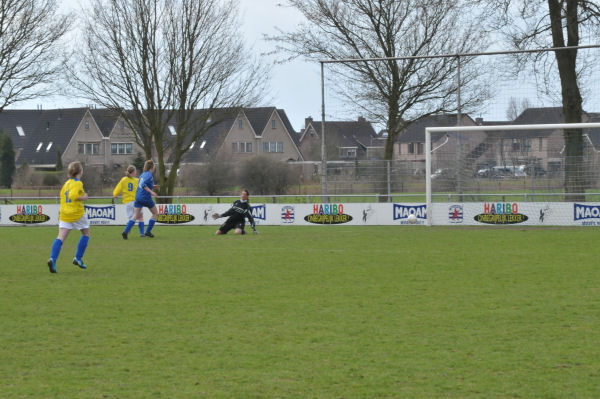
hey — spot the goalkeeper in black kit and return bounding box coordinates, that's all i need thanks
[213,189,258,235]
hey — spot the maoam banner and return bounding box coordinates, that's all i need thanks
[0,202,596,226]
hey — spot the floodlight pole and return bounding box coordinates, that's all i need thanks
[320,61,327,202]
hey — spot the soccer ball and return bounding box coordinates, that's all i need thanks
[407,214,417,224]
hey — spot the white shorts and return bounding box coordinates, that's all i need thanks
[125,202,135,220]
[59,214,90,230]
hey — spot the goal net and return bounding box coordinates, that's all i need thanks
[425,122,600,226]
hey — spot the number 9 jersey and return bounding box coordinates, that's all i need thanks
[60,178,86,222]
[113,176,139,204]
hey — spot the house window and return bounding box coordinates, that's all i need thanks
[512,138,520,151]
[339,147,357,158]
[85,120,89,130]
[232,142,252,153]
[408,143,415,154]
[120,121,125,131]
[16,126,25,136]
[263,141,283,153]
[200,140,206,149]
[111,143,133,154]
[417,143,424,155]
[538,137,543,151]
[271,120,276,129]
[238,119,243,129]
[36,142,43,152]
[80,143,99,154]
[169,125,177,136]
[46,142,53,152]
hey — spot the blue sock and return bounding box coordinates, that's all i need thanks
[138,221,145,236]
[146,218,156,233]
[124,219,135,233]
[75,236,89,260]
[50,238,63,262]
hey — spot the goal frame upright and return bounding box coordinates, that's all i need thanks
[425,122,600,226]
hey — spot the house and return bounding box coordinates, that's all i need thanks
[393,114,487,174]
[0,108,90,168]
[0,107,144,169]
[491,107,567,172]
[299,116,382,161]
[0,106,304,170]
[176,107,304,164]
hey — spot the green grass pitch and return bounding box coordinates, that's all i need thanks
[1,225,599,398]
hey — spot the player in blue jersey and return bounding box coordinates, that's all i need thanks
[122,160,159,239]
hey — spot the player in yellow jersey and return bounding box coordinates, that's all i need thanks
[47,161,90,273]
[113,165,143,236]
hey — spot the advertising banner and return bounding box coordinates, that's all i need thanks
[0,202,597,226]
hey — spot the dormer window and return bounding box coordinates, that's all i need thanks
[16,126,25,136]
[46,142,53,152]
[36,142,43,152]
[169,125,177,136]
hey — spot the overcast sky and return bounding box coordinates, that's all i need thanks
[9,0,329,132]
[12,1,595,130]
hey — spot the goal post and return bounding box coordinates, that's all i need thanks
[425,122,600,226]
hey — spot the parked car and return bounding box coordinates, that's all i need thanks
[490,165,526,178]
[431,168,454,179]
[476,168,491,178]
[526,164,546,177]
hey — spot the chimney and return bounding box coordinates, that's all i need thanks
[357,116,366,122]
[305,116,313,128]
[475,117,483,125]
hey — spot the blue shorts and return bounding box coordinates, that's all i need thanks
[134,198,156,209]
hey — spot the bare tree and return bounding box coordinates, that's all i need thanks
[0,0,70,111]
[69,0,268,201]
[478,0,600,199]
[270,0,490,160]
[506,97,532,120]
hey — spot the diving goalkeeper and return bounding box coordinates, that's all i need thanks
[213,189,257,235]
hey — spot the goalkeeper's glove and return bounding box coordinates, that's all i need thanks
[211,212,220,220]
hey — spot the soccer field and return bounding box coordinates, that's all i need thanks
[1,226,599,398]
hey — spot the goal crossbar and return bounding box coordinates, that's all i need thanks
[425,122,600,226]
